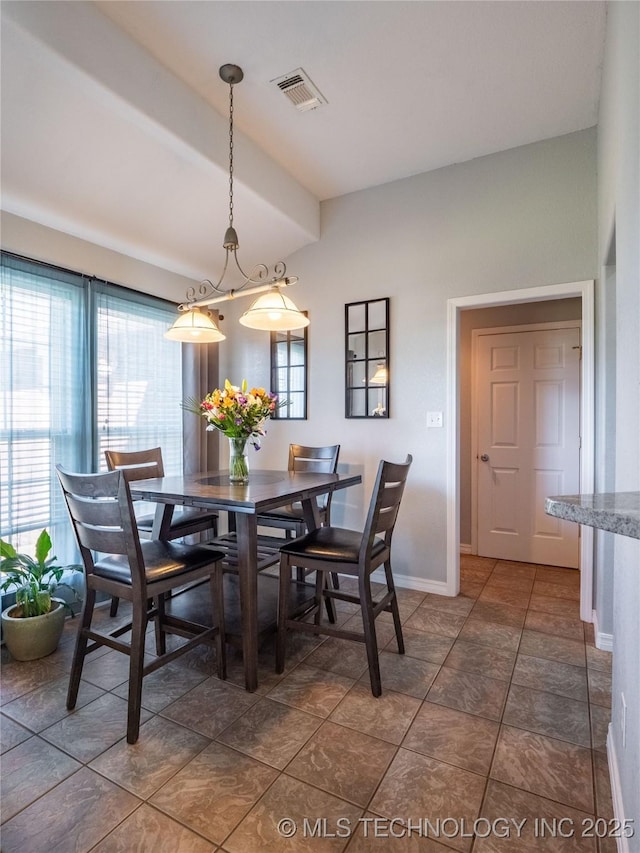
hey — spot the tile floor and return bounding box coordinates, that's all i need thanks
[0,555,615,852]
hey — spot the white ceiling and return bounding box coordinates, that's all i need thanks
[1,0,606,284]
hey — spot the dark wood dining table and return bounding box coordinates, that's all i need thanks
[129,468,362,691]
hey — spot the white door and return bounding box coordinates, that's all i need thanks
[475,326,580,567]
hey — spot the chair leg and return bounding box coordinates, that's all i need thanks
[314,571,324,625]
[276,556,290,674]
[127,605,147,744]
[212,568,226,680]
[323,575,336,624]
[384,560,405,655]
[330,572,341,590]
[359,574,382,697]
[154,595,166,656]
[67,586,96,710]
[109,595,119,617]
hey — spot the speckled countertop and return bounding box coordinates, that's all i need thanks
[545,492,640,540]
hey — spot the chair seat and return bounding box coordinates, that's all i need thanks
[136,507,218,534]
[280,526,386,563]
[95,541,225,585]
[259,503,304,522]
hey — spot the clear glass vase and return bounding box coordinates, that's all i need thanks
[228,436,249,483]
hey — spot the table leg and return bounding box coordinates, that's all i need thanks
[235,512,259,692]
[301,496,322,531]
[151,503,175,540]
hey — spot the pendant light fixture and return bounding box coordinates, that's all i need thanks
[165,63,308,342]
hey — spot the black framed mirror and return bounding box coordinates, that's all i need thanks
[345,298,389,418]
[271,317,308,419]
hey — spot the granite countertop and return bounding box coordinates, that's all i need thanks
[545,492,640,540]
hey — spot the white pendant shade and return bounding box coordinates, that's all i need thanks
[239,288,310,331]
[370,363,388,384]
[164,308,226,343]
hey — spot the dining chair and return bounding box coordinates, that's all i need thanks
[276,454,412,696]
[256,443,341,589]
[256,444,341,537]
[57,465,227,744]
[105,447,219,616]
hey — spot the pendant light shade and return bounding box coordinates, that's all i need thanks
[369,363,388,384]
[239,287,310,331]
[164,308,226,343]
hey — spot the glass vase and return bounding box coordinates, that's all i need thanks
[228,436,249,484]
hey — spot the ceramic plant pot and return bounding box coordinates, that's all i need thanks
[1,598,66,661]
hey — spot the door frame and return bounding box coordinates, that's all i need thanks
[446,280,595,622]
[471,320,582,559]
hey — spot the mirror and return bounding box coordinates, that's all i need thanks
[271,316,308,419]
[345,298,389,418]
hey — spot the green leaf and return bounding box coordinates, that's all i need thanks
[0,539,18,559]
[35,530,53,565]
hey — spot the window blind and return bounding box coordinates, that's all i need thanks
[0,256,88,558]
[1,253,183,562]
[95,284,183,475]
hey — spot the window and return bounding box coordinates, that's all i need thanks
[0,253,182,561]
[96,284,183,472]
[271,319,308,419]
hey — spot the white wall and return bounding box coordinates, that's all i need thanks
[597,1,640,834]
[1,210,194,303]
[220,129,597,589]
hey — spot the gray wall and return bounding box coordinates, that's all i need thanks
[1,128,600,592]
[459,298,582,548]
[597,1,640,833]
[220,128,597,588]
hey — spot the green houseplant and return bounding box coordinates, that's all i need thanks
[1,530,81,661]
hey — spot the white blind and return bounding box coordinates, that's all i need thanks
[1,254,184,562]
[0,257,87,559]
[95,286,183,475]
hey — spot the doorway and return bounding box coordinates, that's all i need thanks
[472,323,581,567]
[446,280,595,621]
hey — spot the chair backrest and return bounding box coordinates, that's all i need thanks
[104,447,165,481]
[289,444,340,512]
[56,465,146,587]
[360,454,413,562]
[288,444,340,474]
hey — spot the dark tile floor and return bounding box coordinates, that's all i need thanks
[0,556,615,852]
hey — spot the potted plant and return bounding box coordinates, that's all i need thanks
[1,529,81,661]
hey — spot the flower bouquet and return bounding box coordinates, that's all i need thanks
[187,379,280,482]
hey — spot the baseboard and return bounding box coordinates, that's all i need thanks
[606,725,632,853]
[459,543,472,554]
[370,569,449,596]
[593,608,614,652]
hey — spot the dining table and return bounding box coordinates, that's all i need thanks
[129,468,362,691]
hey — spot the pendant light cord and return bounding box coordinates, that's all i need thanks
[228,81,234,229]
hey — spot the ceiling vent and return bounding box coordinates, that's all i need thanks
[271,68,327,112]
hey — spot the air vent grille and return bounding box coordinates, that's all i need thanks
[271,68,327,112]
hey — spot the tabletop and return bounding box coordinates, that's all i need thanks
[129,469,362,514]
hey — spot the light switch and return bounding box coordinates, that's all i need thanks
[426,411,443,428]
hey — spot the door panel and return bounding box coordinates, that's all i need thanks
[476,327,580,567]
[492,383,519,446]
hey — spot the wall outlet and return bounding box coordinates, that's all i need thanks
[426,411,443,428]
[621,693,627,747]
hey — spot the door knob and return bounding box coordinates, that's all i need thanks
[480,454,489,462]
